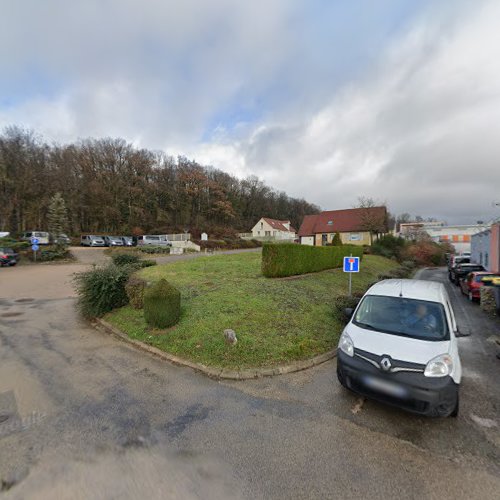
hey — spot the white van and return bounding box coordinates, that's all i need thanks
[21,231,50,245]
[134,235,172,246]
[80,235,106,247]
[337,279,466,417]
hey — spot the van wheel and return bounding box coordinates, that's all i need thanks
[450,394,459,418]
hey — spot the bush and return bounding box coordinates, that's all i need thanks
[333,294,362,324]
[331,232,343,246]
[137,246,171,254]
[371,235,406,261]
[262,243,363,278]
[0,238,30,251]
[74,264,134,317]
[112,253,140,266]
[389,267,411,279]
[29,246,70,262]
[402,240,447,266]
[125,276,148,309]
[143,279,181,328]
[139,259,157,268]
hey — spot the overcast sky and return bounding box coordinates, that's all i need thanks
[1,0,499,223]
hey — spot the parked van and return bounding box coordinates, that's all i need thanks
[134,235,172,246]
[80,235,106,247]
[20,231,50,245]
[337,279,466,417]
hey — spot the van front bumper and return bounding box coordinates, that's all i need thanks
[337,350,458,417]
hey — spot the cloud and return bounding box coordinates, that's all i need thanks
[191,0,500,222]
[1,0,499,223]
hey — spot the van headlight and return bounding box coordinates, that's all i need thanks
[424,354,453,377]
[339,331,354,357]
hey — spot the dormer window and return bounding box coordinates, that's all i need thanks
[327,220,333,225]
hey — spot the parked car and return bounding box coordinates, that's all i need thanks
[0,247,18,266]
[80,235,106,247]
[121,236,134,246]
[20,231,50,245]
[134,235,172,246]
[51,233,71,245]
[447,255,470,270]
[449,263,485,285]
[103,236,124,247]
[459,271,499,301]
[337,279,465,417]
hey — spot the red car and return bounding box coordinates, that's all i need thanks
[459,271,499,301]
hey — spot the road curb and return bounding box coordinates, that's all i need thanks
[93,318,337,380]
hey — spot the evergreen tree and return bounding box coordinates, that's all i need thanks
[331,232,343,246]
[47,192,68,243]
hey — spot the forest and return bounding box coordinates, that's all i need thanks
[0,127,320,236]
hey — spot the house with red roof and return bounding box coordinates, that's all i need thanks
[298,207,387,246]
[251,218,297,240]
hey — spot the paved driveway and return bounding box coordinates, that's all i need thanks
[0,264,499,499]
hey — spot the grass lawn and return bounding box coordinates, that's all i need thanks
[105,253,399,369]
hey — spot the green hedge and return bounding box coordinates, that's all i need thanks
[262,243,363,278]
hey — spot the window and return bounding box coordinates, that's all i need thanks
[261,222,263,229]
[349,233,361,241]
[257,231,260,235]
[322,234,328,245]
[265,231,271,236]
[485,253,489,268]
[327,220,333,225]
[354,296,449,341]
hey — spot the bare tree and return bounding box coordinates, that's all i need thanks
[356,196,388,245]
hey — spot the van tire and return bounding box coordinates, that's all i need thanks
[450,394,459,418]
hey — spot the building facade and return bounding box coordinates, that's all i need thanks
[250,218,297,240]
[298,207,387,246]
[471,223,500,273]
[398,222,487,254]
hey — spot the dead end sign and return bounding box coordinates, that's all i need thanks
[343,256,360,273]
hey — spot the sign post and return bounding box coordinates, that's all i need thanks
[31,237,39,262]
[343,254,360,296]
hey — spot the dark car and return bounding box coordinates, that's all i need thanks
[103,236,124,247]
[0,247,19,266]
[120,236,134,247]
[449,263,485,285]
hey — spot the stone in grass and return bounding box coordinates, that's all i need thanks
[224,329,237,345]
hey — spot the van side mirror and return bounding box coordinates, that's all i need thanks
[455,327,470,337]
[344,308,354,319]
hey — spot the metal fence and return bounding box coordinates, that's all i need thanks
[164,233,191,242]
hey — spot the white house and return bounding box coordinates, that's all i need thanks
[251,218,297,240]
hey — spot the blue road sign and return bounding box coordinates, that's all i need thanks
[31,237,39,244]
[343,256,360,273]
[32,244,39,251]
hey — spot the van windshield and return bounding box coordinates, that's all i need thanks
[353,296,449,341]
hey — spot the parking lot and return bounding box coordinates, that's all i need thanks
[0,262,499,499]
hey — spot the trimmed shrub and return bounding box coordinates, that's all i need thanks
[331,232,343,246]
[0,238,30,251]
[125,276,148,309]
[389,267,411,279]
[112,253,140,266]
[371,235,406,261]
[262,243,363,278]
[143,279,181,328]
[333,294,362,324]
[139,259,157,268]
[137,246,171,254]
[74,264,133,317]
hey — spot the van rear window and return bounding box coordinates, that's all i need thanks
[353,296,449,341]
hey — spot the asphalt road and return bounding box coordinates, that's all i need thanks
[0,263,499,499]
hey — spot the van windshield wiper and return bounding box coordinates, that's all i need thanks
[354,321,379,331]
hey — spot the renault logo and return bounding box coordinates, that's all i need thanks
[380,357,392,372]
